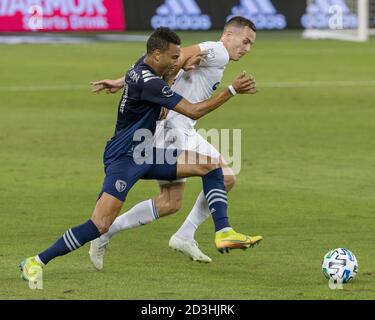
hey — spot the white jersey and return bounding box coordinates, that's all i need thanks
[165,41,230,134]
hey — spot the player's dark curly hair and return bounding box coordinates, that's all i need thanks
[225,16,257,32]
[147,27,181,54]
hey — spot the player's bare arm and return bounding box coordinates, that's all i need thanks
[91,77,125,94]
[173,71,257,120]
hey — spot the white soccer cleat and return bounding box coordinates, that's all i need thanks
[169,234,212,263]
[89,238,109,270]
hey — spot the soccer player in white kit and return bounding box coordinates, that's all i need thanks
[89,16,260,268]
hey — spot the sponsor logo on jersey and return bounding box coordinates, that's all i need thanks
[227,0,286,30]
[151,0,211,30]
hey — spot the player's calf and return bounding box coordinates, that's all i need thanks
[91,192,124,234]
[176,151,230,232]
[221,156,236,191]
[154,195,182,216]
[223,169,236,191]
[154,183,184,217]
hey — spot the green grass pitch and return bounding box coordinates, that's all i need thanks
[0,31,374,299]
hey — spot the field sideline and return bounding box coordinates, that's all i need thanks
[0,31,374,299]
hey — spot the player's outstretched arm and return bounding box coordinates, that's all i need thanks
[173,72,258,120]
[90,77,125,94]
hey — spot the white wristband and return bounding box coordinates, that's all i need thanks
[228,85,237,96]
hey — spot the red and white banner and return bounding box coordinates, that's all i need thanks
[0,0,125,32]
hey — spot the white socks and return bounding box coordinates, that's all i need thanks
[100,199,159,242]
[100,190,223,243]
[174,191,211,240]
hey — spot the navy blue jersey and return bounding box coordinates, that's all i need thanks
[104,57,183,167]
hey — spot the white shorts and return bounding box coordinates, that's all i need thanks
[154,122,221,186]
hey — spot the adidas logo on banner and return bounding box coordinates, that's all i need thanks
[151,0,211,30]
[227,0,286,30]
[301,0,357,29]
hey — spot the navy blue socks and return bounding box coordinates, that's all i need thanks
[38,219,101,265]
[202,168,231,231]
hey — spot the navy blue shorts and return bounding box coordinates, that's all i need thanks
[99,148,182,202]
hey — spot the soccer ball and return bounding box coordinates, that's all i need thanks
[322,248,358,283]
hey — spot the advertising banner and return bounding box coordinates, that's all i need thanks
[0,0,125,32]
[123,0,306,30]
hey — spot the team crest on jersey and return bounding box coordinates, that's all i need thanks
[115,180,127,193]
[162,86,173,97]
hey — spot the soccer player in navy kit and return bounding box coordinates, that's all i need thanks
[19,27,260,283]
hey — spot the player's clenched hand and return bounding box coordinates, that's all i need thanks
[232,71,259,95]
[90,79,123,94]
